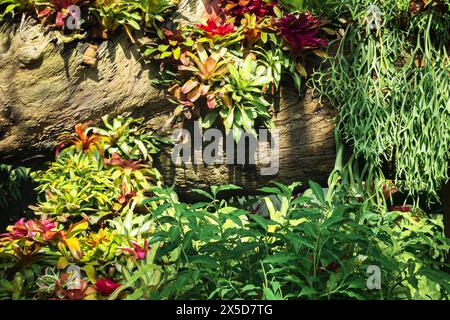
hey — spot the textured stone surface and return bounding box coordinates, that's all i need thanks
[154,86,337,196]
[0,18,169,163]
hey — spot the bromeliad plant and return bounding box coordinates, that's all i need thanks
[32,116,166,223]
[93,114,171,163]
[218,54,274,139]
[30,151,119,222]
[0,114,174,300]
[139,0,330,138]
[56,122,106,160]
[1,0,178,42]
[168,44,231,112]
[133,0,176,38]
[89,0,143,39]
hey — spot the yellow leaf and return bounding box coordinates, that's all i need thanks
[322,27,335,35]
[296,62,307,77]
[173,47,181,60]
[82,265,97,284]
[313,49,328,59]
[66,220,89,238]
[57,257,69,269]
[83,287,98,300]
[65,238,83,260]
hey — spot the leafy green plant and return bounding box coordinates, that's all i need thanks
[0,0,35,21]
[0,164,33,211]
[218,54,274,139]
[142,27,193,62]
[133,0,177,38]
[136,136,450,300]
[94,114,170,163]
[108,242,166,300]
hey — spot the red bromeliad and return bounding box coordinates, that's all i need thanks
[122,240,149,260]
[1,218,59,242]
[276,13,328,54]
[104,153,146,171]
[95,278,121,296]
[195,17,236,37]
[219,0,278,19]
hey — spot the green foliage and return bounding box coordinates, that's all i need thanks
[85,0,177,39]
[313,0,450,200]
[30,151,120,222]
[90,0,144,36]
[133,0,176,38]
[0,0,34,21]
[219,54,274,139]
[130,141,450,300]
[108,242,165,300]
[1,132,449,300]
[94,114,171,163]
[144,179,450,300]
[0,164,32,210]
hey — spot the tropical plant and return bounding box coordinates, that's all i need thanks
[133,0,176,38]
[0,0,35,21]
[56,123,106,160]
[30,152,119,222]
[139,138,450,300]
[94,114,170,162]
[108,242,166,300]
[216,54,274,139]
[89,0,142,39]
[313,0,450,201]
[195,17,236,37]
[142,27,193,63]
[0,164,33,214]
[168,43,230,113]
[276,12,327,54]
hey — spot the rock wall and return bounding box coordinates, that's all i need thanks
[0,4,337,193]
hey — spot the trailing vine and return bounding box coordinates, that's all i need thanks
[313,0,450,201]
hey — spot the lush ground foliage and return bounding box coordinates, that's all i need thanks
[0,119,449,300]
